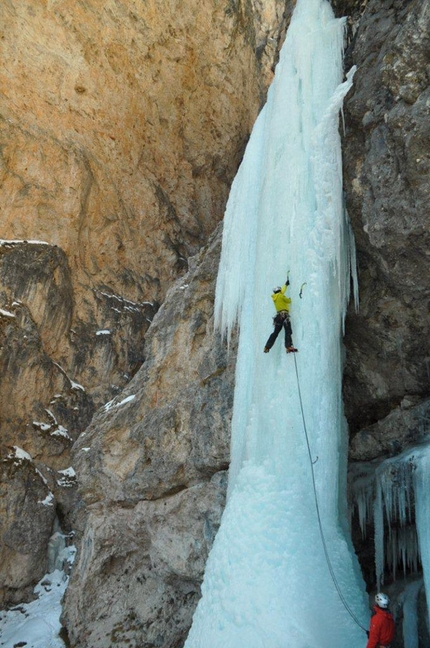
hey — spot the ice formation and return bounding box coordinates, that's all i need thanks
[402,579,423,648]
[185,1,369,646]
[350,443,430,631]
[0,543,75,648]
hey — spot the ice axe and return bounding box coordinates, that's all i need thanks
[299,282,307,299]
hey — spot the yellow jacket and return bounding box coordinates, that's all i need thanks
[272,284,291,313]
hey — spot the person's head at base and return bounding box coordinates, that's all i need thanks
[375,593,390,609]
[273,286,282,293]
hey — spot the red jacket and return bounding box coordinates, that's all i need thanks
[366,605,395,648]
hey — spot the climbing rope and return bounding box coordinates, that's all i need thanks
[292,353,367,634]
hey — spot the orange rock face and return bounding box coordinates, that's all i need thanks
[0,0,287,397]
[0,0,288,605]
[1,0,285,304]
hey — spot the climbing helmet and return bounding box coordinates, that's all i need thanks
[375,593,390,608]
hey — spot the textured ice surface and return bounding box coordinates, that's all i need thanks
[185,1,369,646]
[402,579,423,648]
[0,544,75,648]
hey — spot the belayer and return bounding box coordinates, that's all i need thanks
[264,277,298,354]
[366,593,395,648]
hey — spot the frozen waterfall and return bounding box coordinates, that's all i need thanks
[185,0,369,646]
[350,443,430,634]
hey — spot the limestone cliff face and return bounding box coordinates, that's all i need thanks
[0,0,287,400]
[2,0,429,644]
[61,1,429,646]
[64,230,235,647]
[339,0,430,611]
[340,0,430,438]
[0,0,289,605]
[1,0,286,307]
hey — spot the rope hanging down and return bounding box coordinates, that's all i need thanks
[292,353,367,634]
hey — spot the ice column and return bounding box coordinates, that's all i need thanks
[185,1,368,646]
[402,579,423,648]
[411,446,430,627]
[47,518,67,574]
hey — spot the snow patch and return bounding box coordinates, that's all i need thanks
[35,468,49,487]
[38,492,54,507]
[0,308,16,319]
[58,467,76,478]
[70,380,85,392]
[57,467,77,488]
[50,425,71,440]
[33,421,53,432]
[0,545,76,648]
[0,239,50,246]
[103,394,136,412]
[7,446,32,462]
[34,413,71,441]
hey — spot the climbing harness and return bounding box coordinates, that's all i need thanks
[292,353,367,634]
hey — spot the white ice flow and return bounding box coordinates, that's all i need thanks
[185,1,370,647]
[0,541,75,648]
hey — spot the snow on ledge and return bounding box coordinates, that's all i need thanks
[7,446,32,462]
[0,239,50,246]
[38,492,54,507]
[103,394,136,412]
[58,467,76,478]
[50,425,72,440]
[57,467,77,488]
[70,380,85,392]
[0,308,16,319]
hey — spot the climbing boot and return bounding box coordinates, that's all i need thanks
[263,347,270,353]
[286,346,298,353]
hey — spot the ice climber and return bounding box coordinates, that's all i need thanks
[263,278,298,354]
[365,593,395,648]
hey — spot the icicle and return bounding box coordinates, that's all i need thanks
[374,479,385,590]
[373,456,419,582]
[411,446,430,628]
[347,213,359,313]
[349,462,375,538]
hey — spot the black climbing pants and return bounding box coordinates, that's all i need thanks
[265,311,293,350]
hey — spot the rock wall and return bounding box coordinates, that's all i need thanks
[337,0,430,621]
[64,230,235,647]
[0,0,289,605]
[1,0,429,645]
[340,0,430,437]
[62,0,430,646]
[0,0,287,405]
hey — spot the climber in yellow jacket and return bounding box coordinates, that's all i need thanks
[264,278,298,354]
